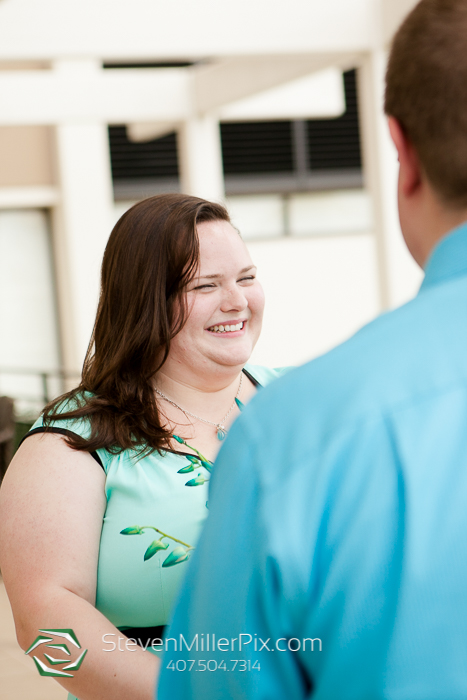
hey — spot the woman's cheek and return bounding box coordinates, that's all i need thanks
[191,296,215,330]
[250,282,265,318]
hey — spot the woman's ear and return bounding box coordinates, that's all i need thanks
[388,116,423,197]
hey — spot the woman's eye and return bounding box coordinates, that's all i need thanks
[194,284,215,290]
[238,276,255,283]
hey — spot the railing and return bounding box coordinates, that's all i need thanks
[0,367,81,411]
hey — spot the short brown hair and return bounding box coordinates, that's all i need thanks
[385,0,467,207]
[44,193,230,454]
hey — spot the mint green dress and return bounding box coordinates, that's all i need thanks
[25,365,284,700]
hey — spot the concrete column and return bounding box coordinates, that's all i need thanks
[177,115,225,202]
[358,50,422,311]
[52,59,114,373]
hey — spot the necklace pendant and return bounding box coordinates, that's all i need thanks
[217,425,227,441]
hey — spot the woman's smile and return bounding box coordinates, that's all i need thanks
[206,320,246,335]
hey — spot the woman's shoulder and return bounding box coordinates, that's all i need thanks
[25,393,115,472]
[30,393,93,441]
[243,363,293,388]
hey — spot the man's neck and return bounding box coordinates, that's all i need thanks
[407,191,467,268]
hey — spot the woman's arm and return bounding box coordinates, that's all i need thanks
[0,433,159,700]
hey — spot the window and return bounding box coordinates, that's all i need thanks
[109,69,362,199]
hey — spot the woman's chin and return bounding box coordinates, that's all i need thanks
[208,346,254,369]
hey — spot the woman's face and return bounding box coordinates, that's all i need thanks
[167,219,265,380]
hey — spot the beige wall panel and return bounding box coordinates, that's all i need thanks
[0,126,54,187]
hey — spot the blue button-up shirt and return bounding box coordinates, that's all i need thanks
[158,222,467,699]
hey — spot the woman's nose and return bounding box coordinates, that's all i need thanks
[219,284,248,312]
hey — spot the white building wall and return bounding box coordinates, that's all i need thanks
[248,233,381,367]
[0,209,61,414]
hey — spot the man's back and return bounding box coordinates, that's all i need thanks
[158,223,467,699]
[158,2,467,696]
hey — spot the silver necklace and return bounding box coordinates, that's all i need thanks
[154,372,243,441]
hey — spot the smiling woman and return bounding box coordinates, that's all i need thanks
[0,193,286,700]
[156,217,266,456]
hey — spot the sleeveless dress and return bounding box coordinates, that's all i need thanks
[24,364,286,700]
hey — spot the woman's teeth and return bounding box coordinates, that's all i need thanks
[209,322,244,333]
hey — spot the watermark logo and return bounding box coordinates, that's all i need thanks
[25,628,88,678]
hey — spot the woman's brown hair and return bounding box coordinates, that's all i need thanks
[43,193,230,454]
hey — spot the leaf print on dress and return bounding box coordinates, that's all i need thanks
[177,463,196,474]
[120,525,193,567]
[162,546,191,567]
[185,472,208,487]
[144,539,169,561]
[173,435,213,482]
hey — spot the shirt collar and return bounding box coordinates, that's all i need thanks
[419,221,467,293]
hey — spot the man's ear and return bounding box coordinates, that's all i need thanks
[388,116,422,197]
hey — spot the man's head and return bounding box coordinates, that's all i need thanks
[385,0,467,266]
